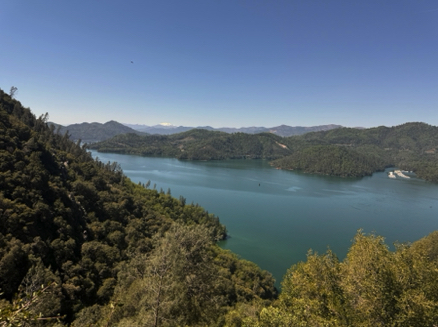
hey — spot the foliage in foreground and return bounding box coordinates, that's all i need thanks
[240,230,438,327]
[5,230,438,327]
[0,283,64,327]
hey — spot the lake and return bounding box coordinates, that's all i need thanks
[92,151,438,287]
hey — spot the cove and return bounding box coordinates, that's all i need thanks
[92,151,438,287]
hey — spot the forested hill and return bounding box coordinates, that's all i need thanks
[52,120,147,143]
[0,89,278,326]
[90,122,438,182]
[89,128,292,160]
[273,122,438,181]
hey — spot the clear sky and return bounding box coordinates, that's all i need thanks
[1,1,437,128]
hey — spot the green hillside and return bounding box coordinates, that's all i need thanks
[275,123,438,181]
[0,89,277,326]
[271,145,385,177]
[89,128,292,160]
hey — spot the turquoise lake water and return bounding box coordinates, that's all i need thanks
[92,151,438,286]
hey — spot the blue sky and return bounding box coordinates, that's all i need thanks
[1,1,437,128]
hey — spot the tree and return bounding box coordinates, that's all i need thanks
[340,231,397,326]
[248,231,438,327]
[280,249,349,327]
[392,235,438,325]
[9,86,17,99]
[113,223,221,327]
[0,283,64,327]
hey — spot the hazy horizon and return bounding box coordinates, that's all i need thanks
[54,119,431,131]
[1,1,437,128]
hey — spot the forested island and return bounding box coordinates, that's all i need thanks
[89,121,438,182]
[3,88,438,326]
[88,129,292,160]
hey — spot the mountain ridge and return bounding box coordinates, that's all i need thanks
[51,120,344,143]
[123,122,343,136]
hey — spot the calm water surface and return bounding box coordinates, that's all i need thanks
[92,152,438,286]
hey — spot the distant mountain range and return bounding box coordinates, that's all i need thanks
[124,123,343,137]
[51,120,342,143]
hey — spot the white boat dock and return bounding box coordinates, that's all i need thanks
[394,170,410,178]
[388,170,412,179]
